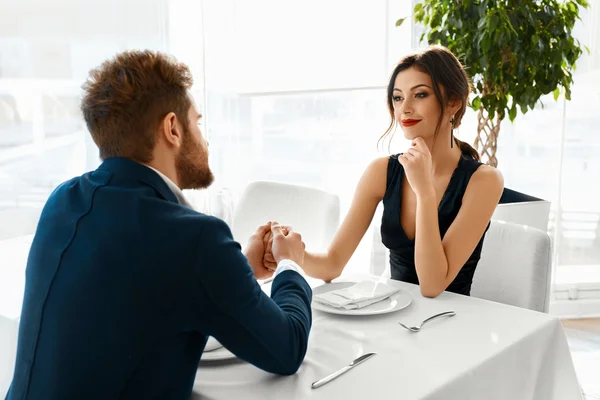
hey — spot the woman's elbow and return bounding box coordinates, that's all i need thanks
[322,267,343,283]
[318,254,345,282]
[419,285,444,298]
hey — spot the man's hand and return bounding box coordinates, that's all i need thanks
[244,222,274,280]
[262,223,289,271]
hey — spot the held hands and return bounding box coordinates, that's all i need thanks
[262,222,304,271]
[262,227,280,271]
[244,221,305,279]
[397,137,434,197]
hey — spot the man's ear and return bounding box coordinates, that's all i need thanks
[159,112,183,148]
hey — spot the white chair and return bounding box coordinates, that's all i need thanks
[374,219,552,313]
[231,181,340,251]
[0,315,18,397]
[471,220,552,313]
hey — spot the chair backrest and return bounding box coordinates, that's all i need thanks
[231,181,341,251]
[0,315,18,398]
[471,220,552,313]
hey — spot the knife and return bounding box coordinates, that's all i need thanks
[311,352,377,389]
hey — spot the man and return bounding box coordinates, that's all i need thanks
[6,50,311,400]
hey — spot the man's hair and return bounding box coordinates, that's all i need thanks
[81,50,193,162]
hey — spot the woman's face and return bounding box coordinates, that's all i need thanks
[392,67,446,141]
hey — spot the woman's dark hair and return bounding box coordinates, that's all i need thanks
[379,45,480,161]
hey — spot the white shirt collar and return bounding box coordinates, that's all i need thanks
[145,165,193,208]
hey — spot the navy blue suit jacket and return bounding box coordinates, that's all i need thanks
[6,157,312,400]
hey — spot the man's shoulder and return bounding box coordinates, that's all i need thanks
[48,169,112,198]
[179,212,233,240]
[162,208,235,248]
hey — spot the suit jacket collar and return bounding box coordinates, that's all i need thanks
[97,157,179,204]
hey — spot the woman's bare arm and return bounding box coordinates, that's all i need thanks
[302,157,388,281]
[414,165,504,297]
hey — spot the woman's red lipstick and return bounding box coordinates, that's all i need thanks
[401,119,421,127]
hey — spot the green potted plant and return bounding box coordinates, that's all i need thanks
[398,0,590,167]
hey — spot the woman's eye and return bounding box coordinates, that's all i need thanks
[416,92,428,98]
[393,96,403,102]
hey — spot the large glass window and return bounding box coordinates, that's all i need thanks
[1,0,599,299]
[0,0,170,240]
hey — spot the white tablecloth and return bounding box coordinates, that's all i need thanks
[0,238,582,400]
[192,277,582,400]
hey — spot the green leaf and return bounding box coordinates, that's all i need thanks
[481,35,492,54]
[553,87,560,101]
[480,54,488,69]
[477,17,486,30]
[508,106,517,122]
[455,17,463,29]
[395,17,407,27]
[414,3,423,13]
[478,2,486,18]
[431,10,442,28]
[472,96,482,110]
[519,103,528,114]
[585,45,591,54]
[489,15,498,32]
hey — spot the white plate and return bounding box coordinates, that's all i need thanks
[201,337,237,361]
[204,336,223,352]
[312,280,412,316]
[201,345,237,362]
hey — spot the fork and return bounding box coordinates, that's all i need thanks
[398,311,456,332]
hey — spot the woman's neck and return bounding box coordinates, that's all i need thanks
[422,132,462,176]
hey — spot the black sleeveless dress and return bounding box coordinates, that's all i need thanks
[380,152,488,295]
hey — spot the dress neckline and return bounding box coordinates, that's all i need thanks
[396,155,464,243]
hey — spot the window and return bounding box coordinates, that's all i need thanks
[2,0,599,309]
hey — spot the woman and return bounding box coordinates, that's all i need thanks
[266,45,504,297]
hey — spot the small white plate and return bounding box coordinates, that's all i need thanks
[201,337,237,362]
[204,336,223,352]
[201,346,237,362]
[312,279,412,316]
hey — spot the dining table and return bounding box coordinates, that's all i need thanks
[192,275,583,400]
[0,236,583,399]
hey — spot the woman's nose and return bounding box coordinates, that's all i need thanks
[400,100,413,114]
[401,99,414,114]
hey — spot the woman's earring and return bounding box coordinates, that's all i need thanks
[450,117,455,148]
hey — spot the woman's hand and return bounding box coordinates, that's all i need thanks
[398,137,435,198]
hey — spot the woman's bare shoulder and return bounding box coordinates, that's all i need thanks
[358,156,393,199]
[471,164,504,188]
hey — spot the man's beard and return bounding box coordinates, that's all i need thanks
[176,129,214,190]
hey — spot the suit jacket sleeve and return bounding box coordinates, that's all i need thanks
[195,216,312,375]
